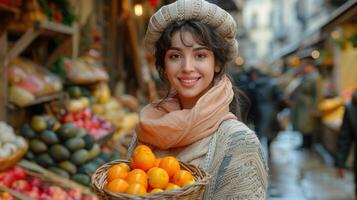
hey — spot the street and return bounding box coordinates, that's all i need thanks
[267,130,355,200]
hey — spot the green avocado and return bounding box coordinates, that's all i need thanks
[70,149,89,165]
[59,160,78,175]
[86,143,101,162]
[29,139,48,154]
[82,134,94,150]
[19,124,36,139]
[64,137,85,152]
[36,153,54,167]
[71,174,90,186]
[40,130,59,145]
[78,163,98,175]
[68,86,82,99]
[57,123,78,140]
[49,144,70,161]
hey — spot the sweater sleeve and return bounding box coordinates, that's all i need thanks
[206,128,268,200]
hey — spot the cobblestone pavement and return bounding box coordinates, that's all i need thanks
[267,130,355,200]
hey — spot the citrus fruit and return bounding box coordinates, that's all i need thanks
[131,150,156,171]
[165,183,181,191]
[105,178,129,193]
[133,145,152,156]
[107,164,128,181]
[125,169,148,189]
[118,163,130,172]
[172,169,194,187]
[153,158,161,167]
[150,188,164,193]
[125,183,147,195]
[159,156,181,177]
[147,167,169,189]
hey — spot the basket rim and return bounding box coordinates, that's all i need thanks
[91,159,211,198]
[0,142,28,163]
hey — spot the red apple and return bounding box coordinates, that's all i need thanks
[12,167,27,180]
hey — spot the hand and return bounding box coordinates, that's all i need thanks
[336,168,345,178]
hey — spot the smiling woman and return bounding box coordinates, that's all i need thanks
[128,0,268,199]
[164,30,216,109]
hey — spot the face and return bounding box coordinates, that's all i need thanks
[164,31,218,109]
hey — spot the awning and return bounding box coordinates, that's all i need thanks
[274,0,357,61]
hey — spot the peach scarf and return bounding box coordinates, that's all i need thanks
[136,75,237,150]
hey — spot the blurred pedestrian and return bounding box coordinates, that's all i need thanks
[336,89,357,197]
[290,56,323,149]
[252,71,283,151]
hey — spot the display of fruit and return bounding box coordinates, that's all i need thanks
[63,57,109,84]
[0,166,97,200]
[60,108,114,140]
[20,116,115,186]
[0,122,27,160]
[103,145,195,195]
[7,58,63,106]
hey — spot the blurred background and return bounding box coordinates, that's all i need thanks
[0,0,357,199]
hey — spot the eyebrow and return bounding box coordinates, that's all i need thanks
[167,46,210,51]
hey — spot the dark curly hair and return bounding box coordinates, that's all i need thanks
[154,20,249,121]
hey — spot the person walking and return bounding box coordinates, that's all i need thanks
[127,0,268,199]
[336,89,357,197]
[290,56,323,149]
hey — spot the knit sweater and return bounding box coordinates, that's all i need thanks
[128,119,268,199]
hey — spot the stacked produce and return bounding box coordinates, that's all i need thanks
[0,166,97,200]
[8,58,63,106]
[20,115,113,186]
[0,122,27,160]
[103,145,195,195]
[61,85,114,140]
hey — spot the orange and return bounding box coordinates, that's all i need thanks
[172,169,194,187]
[147,167,169,189]
[150,188,164,193]
[125,183,147,195]
[159,156,181,178]
[105,178,129,193]
[131,150,156,172]
[183,179,196,187]
[118,163,130,172]
[133,145,152,156]
[165,183,181,191]
[107,164,128,181]
[125,169,148,189]
[153,158,161,167]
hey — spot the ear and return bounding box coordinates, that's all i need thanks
[214,65,220,73]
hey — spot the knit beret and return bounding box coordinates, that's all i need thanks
[144,0,239,61]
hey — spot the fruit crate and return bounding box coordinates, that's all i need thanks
[0,162,98,199]
[92,159,210,200]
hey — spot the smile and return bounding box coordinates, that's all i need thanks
[178,77,200,87]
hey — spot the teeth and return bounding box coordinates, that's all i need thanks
[181,79,197,83]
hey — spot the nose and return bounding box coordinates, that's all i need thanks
[182,56,194,72]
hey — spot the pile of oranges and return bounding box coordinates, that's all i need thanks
[104,145,195,195]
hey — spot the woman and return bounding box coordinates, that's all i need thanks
[128,0,268,199]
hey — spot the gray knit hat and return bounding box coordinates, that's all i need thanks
[144,0,239,61]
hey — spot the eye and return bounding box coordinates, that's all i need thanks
[195,53,207,59]
[170,54,181,59]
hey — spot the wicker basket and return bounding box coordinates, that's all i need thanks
[92,159,210,200]
[0,143,28,172]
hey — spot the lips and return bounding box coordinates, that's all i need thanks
[178,77,200,88]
